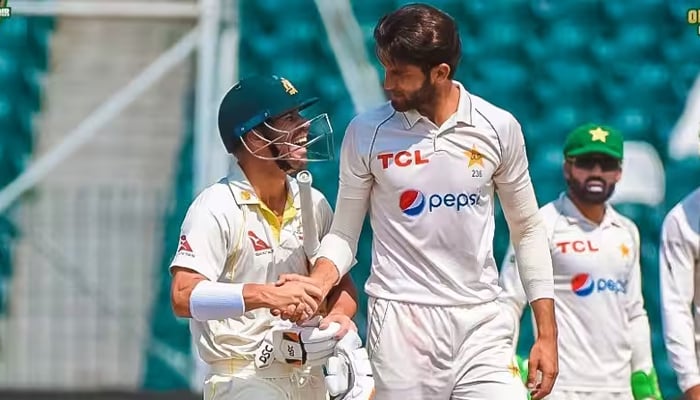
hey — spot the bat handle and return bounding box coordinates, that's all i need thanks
[296,170,312,186]
[296,170,320,260]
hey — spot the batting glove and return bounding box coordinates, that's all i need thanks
[324,330,375,400]
[255,318,341,369]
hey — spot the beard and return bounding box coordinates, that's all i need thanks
[567,176,616,204]
[389,77,437,112]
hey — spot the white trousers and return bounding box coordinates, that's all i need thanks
[544,390,633,400]
[366,297,528,400]
[203,359,328,400]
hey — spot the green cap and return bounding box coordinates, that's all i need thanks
[563,123,624,160]
[218,75,318,153]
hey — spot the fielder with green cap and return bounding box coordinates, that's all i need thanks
[499,123,663,399]
[168,74,371,400]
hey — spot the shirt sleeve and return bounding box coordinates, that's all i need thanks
[316,120,373,277]
[625,222,654,373]
[169,191,234,282]
[498,242,529,349]
[660,210,700,392]
[493,116,554,302]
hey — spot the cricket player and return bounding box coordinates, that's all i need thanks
[660,187,700,400]
[169,74,370,400]
[276,4,558,400]
[499,123,663,400]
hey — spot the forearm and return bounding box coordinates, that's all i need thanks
[500,183,554,301]
[530,298,557,340]
[630,313,654,372]
[663,305,700,391]
[660,230,700,391]
[326,274,358,318]
[311,257,342,299]
[242,283,274,311]
[315,192,369,282]
[186,280,259,321]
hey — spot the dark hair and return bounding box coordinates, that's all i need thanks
[373,3,461,78]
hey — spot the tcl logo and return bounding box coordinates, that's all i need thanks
[377,150,429,169]
[555,240,599,253]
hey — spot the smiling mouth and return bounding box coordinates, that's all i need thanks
[585,180,605,193]
[291,136,308,146]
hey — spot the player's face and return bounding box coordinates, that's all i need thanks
[380,60,436,112]
[564,153,622,204]
[266,110,309,170]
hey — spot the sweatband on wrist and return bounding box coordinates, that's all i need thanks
[189,280,245,321]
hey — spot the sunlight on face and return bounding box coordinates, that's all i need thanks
[379,57,435,112]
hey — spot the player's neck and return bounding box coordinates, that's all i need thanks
[418,82,459,127]
[567,192,606,225]
[238,159,288,214]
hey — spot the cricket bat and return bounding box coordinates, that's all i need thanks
[296,170,320,260]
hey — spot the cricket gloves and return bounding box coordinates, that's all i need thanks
[514,355,531,400]
[255,317,341,369]
[631,368,663,400]
[323,330,375,400]
[516,355,663,400]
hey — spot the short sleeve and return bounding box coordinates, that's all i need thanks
[169,191,236,281]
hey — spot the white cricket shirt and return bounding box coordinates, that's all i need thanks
[169,170,333,363]
[499,193,653,392]
[660,187,700,392]
[317,81,552,306]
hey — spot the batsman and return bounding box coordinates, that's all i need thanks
[500,124,663,400]
[169,74,374,399]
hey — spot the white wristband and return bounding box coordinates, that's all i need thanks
[189,280,245,321]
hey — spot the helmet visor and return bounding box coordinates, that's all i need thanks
[247,112,335,169]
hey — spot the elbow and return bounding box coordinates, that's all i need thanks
[170,285,192,318]
[510,211,544,245]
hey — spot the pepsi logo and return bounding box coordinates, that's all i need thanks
[400,189,426,216]
[571,273,595,297]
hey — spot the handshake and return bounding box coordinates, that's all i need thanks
[263,273,331,324]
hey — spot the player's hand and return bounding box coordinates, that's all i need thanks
[276,273,319,287]
[320,312,357,339]
[264,281,322,320]
[527,335,558,399]
[274,273,327,323]
[685,385,700,400]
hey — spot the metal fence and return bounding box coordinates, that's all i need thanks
[0,185,178,391]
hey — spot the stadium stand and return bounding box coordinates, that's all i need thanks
[144,1,700,398]
[0,15,54,315]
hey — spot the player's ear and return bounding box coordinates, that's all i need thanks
[613,166,622,183]
[562,161,571,180]
[431,63,451,83]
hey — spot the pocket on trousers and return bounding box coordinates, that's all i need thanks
[366,297,390,360]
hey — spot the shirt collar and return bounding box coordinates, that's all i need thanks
[400,80,474,129]
[557,192,622,229]
[225,167,300,210]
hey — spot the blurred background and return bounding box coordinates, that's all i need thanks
[0,0,699,399]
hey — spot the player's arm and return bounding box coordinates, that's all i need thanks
[316,274,360,338]
[660,211,700,395]
[309,121,373,299]
[315,193,360,336]
[326,274,358,319]
[498,243,530,349]
[494,116,556,399]
[170,195,321,320]
[624,224,662,400]
[171,268,321,320]
[493,117,555,330]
